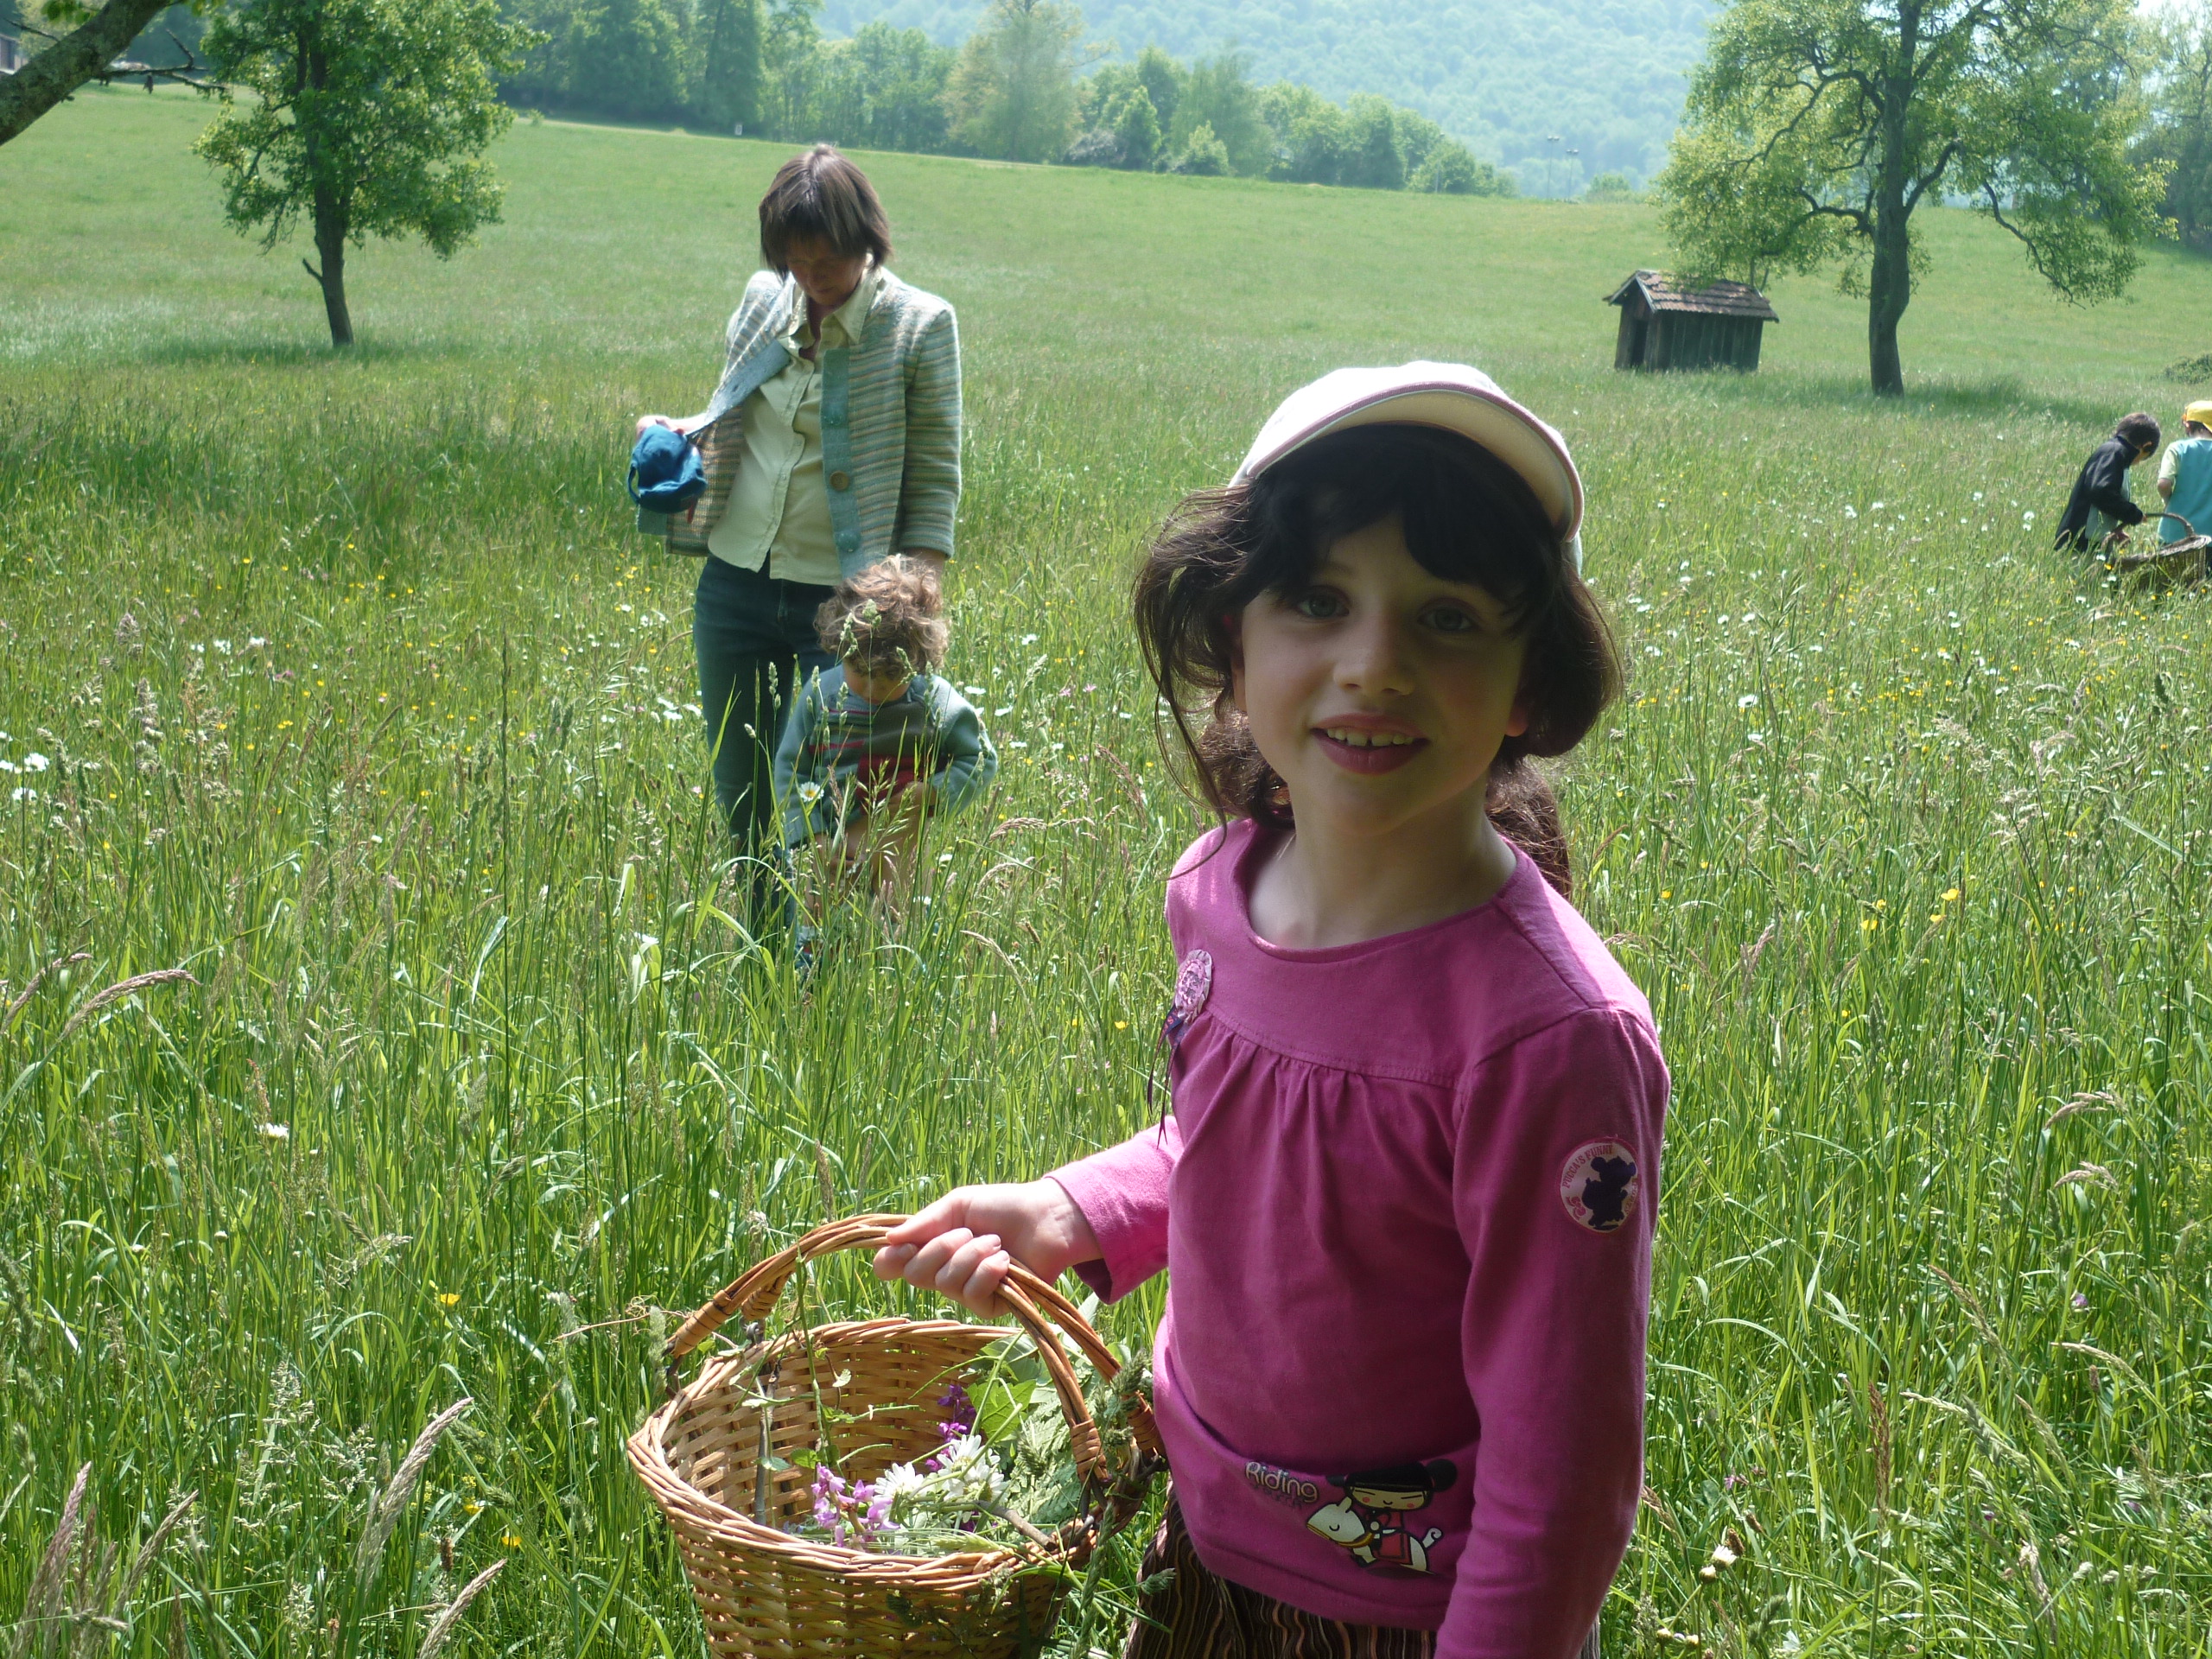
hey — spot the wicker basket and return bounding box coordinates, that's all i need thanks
[2110,512,2212,589]
[629,1214,1163,1659]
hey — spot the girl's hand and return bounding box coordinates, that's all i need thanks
[872,1181,1101,1317]
[635,414,695,436]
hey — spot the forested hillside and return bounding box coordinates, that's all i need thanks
[818,0,1713,186]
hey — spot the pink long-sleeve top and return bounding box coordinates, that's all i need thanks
[1052,821,1669,1656]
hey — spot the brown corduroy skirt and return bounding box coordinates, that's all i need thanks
[1122,1497,1601,1659]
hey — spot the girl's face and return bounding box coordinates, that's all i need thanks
[1232,514,1529,843]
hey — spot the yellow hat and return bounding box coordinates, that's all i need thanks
[2187,399,2212,427]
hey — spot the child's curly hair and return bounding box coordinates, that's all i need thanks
[814,556,949,681]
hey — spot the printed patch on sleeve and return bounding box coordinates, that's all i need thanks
[1168,950,1213,1032]
[1559,1140,1639,1234]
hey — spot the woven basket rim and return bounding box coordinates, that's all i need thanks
[629,1315,1087,1585]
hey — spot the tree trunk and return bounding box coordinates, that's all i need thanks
[1866,200,1911,397]
[1866,0,1919,397]
[0,0,174,147]
[296,34,352,347]
[308,195,353,347]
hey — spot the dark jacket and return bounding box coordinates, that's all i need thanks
[2056,435,2145,550]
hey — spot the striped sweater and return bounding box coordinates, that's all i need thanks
[641,268,963,572]
[771,668,997,846]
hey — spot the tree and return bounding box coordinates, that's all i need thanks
[1260,79,1345,183]
[0,0,198,146]
[1173,49,1266,175]
[565,0,684,119]
[1341,92,1404,188]
[1585,168,1639,200]
[1132,42,1180,133]
[196,0,532,346]
[688,0,761,133]
[942,0,1082,162]
[1105,82,1160,166]
[2139,3,2212,251]
[1657,0,2166,395]
[812,21,952,151]
[756,0,821,137]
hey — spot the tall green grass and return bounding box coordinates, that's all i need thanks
[3,87,2211,1657]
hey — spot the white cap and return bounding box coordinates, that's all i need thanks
[1232,361,1585,570]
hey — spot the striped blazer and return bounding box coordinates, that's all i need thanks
[641,268,962,572]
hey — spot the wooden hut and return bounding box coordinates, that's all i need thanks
[1605,270,1777,372]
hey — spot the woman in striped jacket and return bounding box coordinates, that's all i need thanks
[635,144,962,902]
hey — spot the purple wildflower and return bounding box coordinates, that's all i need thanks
[938,1381,975,1430]
[809,1465,887,1547]
[2071,1292,2090,1311]
[925,1381,976,1471]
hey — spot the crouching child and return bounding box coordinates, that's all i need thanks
[773,557,997,922]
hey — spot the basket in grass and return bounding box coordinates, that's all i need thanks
[628,1214,1165,1659]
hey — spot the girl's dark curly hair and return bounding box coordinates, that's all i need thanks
[1132,423,1621,896]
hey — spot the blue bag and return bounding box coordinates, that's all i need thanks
[628,424,707,513]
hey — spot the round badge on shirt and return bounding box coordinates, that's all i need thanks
[1170,950,1213,1028]
[1559,1140,1639,1235]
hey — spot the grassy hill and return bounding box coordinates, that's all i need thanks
[819,0,1715,185]
[6,89,2212,1658]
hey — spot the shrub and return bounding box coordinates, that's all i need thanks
[1409,138,1516,196]
[1167,120,1230,175]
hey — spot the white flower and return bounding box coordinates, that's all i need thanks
[931,1433,1007,1510]
[0,760,16,773]
[10,787,35,803]
[1843,505,1859,519]
[22,753,48,772]
[1870,500,1885,512]
[876,1462,927,1510]
[260,1122,291,1141]
[798,781,824,803]
[1020,633,1039,645]
[1738,694,1759,709]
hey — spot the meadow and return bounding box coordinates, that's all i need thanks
[4,84,2212,1658]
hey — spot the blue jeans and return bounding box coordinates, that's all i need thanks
[692,556,836,848]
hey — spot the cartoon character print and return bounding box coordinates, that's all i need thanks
[1557,1139,1639,1235]
[1305,1459,1457,1574]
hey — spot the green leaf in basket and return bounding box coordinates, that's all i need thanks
[975,1372,1037,1447]
[763,1456,791,1471]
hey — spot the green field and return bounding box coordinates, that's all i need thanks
[6,83,2212,1658]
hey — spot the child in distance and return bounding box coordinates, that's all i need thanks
[773,556,996,917]
[875,365,1668,1659]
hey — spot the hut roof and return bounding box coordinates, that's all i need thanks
[1605,270,1778,322]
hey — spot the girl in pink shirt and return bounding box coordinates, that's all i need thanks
[875,365,1668,1659]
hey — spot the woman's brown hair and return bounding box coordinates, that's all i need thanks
[1132,423,1621,896]
[759,143,894,271]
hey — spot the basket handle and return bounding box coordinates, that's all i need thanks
[664,1212,1160,1481]
[2161,510,2202,538]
